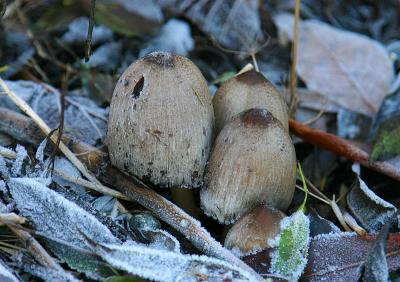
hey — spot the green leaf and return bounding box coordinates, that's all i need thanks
[270,211,310,281]
[212,71,236,84]
[297,162,308,212]
[105,276,146,282]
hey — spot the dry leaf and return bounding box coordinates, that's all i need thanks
[274,13,394,117]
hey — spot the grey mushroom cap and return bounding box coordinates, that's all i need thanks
[107,52,214,188]
[224,205,285,257]
[200,108,296,224]
[213,70,289,134]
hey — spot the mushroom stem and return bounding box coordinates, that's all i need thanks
[170,187,199,218]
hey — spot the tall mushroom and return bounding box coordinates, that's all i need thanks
[200,108,296,224]
[213,70,288,134]
[107,52,214,214]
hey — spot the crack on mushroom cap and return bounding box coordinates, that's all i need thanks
[235,70,266,85]
[143,51,175,68]
[239,108,275,128]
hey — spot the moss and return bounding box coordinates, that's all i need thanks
[371,126,400,161]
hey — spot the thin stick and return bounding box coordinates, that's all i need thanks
[295,185,330,205]
[289,118,400,181]
[289,0,301,117]
[0,78,101,186]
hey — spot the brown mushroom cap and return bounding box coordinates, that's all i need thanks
[224,205,285,256]
[213,70,288,134]
[107,52,214,188]
[200,108,296,224]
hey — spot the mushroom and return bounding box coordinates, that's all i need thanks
[107,52,214,190]
[213,70,288,134]
[200,108,296,224]
[224,205,285,257]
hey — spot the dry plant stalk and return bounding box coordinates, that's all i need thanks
[289,0,301,117]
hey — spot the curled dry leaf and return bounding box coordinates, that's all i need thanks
[274,13,394,117]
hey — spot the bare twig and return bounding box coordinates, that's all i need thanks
[289,118,400,181]
[85,0,96,62]
[289,0,301,117]
[0,213,26,226]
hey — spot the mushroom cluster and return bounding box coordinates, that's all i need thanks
[107,52,296,257]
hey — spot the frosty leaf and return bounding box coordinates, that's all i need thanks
[0,259,19,282]
[86,41,123,71]
[303,232,400,281]
[105,276,142,282]
[362,223,391,282]
[22,263,80,282]
[274,14,394,117]
[61,17,113,45]
[158,0,264,51]
[309,211,340,237]
[11,145,28,177]
[0,157,10,179]
[139,19,194,57]
[8,177,120,249]
[52,157,85,194]
[337,109,372,141]
[270,211,310,281]
[348,165,397,232]
[90,242,261,282]
[35,138,47,164]
[40,235,115,280]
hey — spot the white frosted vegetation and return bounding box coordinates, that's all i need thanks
[93,242,261,282]
[8,178,120,249]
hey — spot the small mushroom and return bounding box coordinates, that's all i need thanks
[213,70,288,134]
[224,205,285,257]
[107,52,214,188]
[200,108,296,224]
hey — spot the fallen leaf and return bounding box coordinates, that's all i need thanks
[0,259,19,282]
[347,164,397,232]
[158,0,265,51]
[274,13,394,117]
[303,232,400,281]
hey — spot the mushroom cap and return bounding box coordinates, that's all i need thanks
[213,70,288,134]
[224,205,285,257]
[107,52,214,188]
[200,108,296,224]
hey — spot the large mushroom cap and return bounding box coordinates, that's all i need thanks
[224,205,285,257]
[213,70,288,134]
[200,108,296,224]
[107,52,214,188]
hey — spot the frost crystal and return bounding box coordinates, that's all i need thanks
[270,211,310,282]
[35,138,47,163]
[93,242,260,282]
[8,178,120,249]
[11,145,28,176]
[0,259,19,282]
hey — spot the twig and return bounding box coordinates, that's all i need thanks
[289,0,301,117]
[289,118,400,182]
[0,106,259,277]
[3,222,63,270]
[295,185,330,205]
[85,0,96,62]
[0,78,101,186]
[0,213,26,226]
[0,145,17,159]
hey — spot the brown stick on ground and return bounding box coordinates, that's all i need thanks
[289,118,400,182]
[0,107,259,277]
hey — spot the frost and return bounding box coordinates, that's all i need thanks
[348,165,397,232]
[35,138,47,163]
[11,145,28,176]
[86,41,122,71]
[0,157,10,179]
[139,19,194,57]
[61,17,113,44]
[146,229,181,253]
[52,157,85,194]
[8,178,120,249]
[23,263,80,282]
[0,260,19,282]
[270,211,310,281]
[92,242,261,282]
